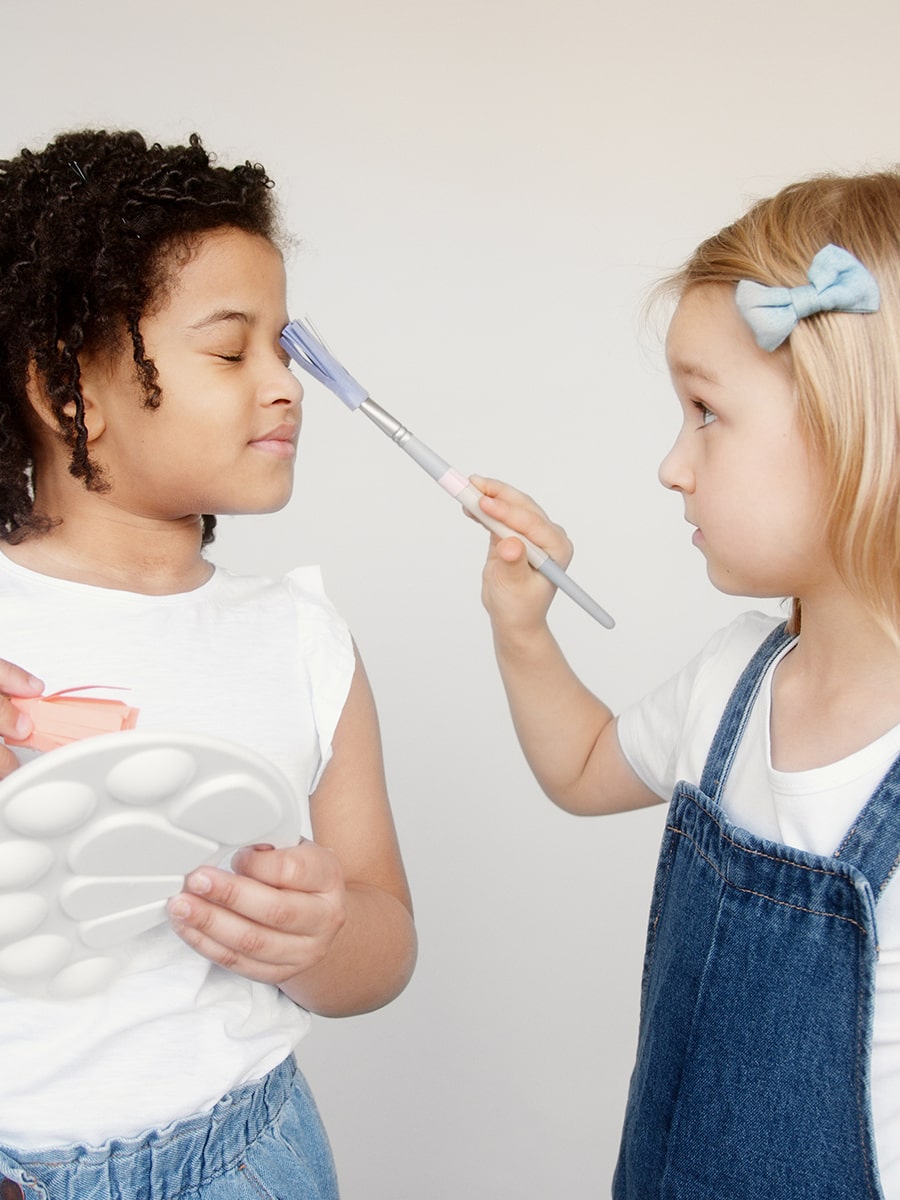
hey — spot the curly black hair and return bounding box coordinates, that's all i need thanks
[0,128,279,545]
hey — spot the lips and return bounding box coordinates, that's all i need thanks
[249,423,298,457]
[683,515,704,548]
[251,422,297,445]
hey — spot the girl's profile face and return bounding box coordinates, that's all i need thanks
[659,284,832,601]
[76,226,304,525]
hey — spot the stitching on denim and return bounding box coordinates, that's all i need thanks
[167,1085,292,1197]
[878,850,900,895]
[719,832,849,880]
[238,1162,276,1200]
[667,826,869,934]
[834,820,858,859]
[853,956,880,1199]
[638,832,678,1017]
[650,834,677,936]
[704,674,762,804]
[702,625,794,803]
[679,804,854,882]
[832,760,900,889]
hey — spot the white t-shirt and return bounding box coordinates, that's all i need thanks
[0,552,355,1150]
[617,611,900,1197]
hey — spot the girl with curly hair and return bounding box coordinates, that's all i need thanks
[0,129,416,1199]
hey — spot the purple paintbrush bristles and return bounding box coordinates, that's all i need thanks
[279,318,369,411]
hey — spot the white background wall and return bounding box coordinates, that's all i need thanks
[2,2,898,1195]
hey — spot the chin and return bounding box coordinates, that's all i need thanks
[219,485,295,517]
[263,493,294,515]
[707,566,779,601]
[705,564,748,597]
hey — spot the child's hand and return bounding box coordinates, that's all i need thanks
[166,840,346,986]
[0,659,44,778]
[470,476,574,635]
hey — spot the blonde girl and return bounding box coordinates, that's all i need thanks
[476,170,900,1199]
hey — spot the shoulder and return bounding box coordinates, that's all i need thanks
[210,561,354,684]
[211,564,349,629]
[695,610,785,684]
[617,610,783,798]
[213,566,358,787]
[284,566,349,626]
[638,610,783,721]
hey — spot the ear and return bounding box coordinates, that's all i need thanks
[24,359,107,444]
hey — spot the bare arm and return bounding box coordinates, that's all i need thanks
[283,648,416,1014]
[474,477,660,816]
[167,649,416,1016]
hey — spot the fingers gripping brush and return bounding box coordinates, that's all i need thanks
[280,319,615,628]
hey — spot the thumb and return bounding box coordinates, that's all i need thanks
[494,534,530,569]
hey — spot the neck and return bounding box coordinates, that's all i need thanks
[789,586,900,679]
[3,426,225,593]
[770,584,900,769]
[4,483,213,595]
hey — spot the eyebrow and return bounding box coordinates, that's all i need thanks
[188,309,254,331]
[669,359,721,386]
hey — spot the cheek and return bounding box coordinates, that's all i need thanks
[104,412,211,485]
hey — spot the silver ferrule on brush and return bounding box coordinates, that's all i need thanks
[359,399,406,441]
[360,400,452,483]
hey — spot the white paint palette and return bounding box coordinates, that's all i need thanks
[0,731,300,1000]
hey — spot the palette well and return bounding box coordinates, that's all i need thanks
[0,731,300,1000]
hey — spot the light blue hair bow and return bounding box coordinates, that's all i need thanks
[735,243,880,351]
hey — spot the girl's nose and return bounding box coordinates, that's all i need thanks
[285,371,304,407]
[264,362,304,408]
[658,431,693,493]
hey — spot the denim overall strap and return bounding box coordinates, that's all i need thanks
[698,620,796,803]
[613,620,888,1200]
[833,754,900,906]
[701,617,900,898]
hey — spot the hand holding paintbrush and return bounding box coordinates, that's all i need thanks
[280,318,614,628]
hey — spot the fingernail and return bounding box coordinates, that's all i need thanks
[14,712,32,737]
[186,872,211,895]
[168,897,190,920]
[251,843,275,852]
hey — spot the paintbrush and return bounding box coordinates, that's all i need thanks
[280,318,614,628]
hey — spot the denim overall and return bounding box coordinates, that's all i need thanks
[613,623,896,1199]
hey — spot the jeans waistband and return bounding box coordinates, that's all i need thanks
[0,1055,298,1200]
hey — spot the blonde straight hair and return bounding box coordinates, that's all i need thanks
[667,171,900,638]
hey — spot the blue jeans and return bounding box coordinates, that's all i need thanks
[0,1055,339,1199]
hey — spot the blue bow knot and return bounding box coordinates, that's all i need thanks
[735,243,880,351]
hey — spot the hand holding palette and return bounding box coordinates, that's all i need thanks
[0,731,300,1000]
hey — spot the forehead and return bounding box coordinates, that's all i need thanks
[153,227,286,319]
[665,283,790,386]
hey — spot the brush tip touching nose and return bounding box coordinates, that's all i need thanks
[279,319,369,411]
